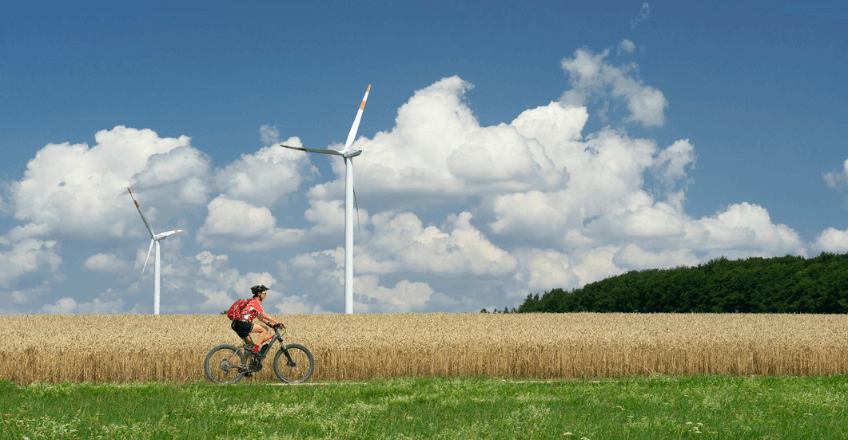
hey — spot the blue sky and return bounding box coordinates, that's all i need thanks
[1,1,846,315]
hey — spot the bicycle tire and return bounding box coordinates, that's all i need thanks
[273,343,314,384]
[204,344,247,384]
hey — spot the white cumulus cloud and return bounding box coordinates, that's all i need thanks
[310,76,567,209]
[41,292,128,315]
[354,276,434,313]
[0,239,62,288]
[213,136,315,207]
[824,158,848,189]
[361,211,517,276]
[813,227,848,253]
[9,126,206,240]
[83,253,131,272]
[560,47,668,127]
[197,196,305,251]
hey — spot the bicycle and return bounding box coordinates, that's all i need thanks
[204,326,314,384]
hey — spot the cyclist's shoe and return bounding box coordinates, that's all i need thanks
[254,346,268,360]
[244,372,253,378]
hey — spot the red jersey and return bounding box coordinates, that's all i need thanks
[237,297,265,323]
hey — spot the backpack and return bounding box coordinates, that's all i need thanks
[227,299,250,321]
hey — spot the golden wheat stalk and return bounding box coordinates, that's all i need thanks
[1,313,846,384]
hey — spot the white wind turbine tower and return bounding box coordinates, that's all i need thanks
[280,84,370,314]
[127,187,184,315]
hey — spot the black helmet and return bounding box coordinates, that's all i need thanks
[251,285,269,296]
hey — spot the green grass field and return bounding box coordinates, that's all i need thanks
[2,375,847,439]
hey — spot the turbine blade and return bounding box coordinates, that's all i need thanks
[155,229,184,239]
[136,239,155,288]
[343,84,370,152]
[353,184,360,231]
[279,144,345,156]
[127,187,156,238]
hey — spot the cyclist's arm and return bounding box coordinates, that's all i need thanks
[259,312,284,327]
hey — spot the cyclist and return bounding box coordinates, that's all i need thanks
[231,285,285,359]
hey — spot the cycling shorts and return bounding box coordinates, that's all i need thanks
[231,320,254,338]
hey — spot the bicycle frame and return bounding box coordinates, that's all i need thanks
[226,327,297,370]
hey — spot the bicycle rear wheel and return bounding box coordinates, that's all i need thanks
[204,344,247,384]
[273,344,314,384]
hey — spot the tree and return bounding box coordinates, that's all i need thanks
[512,253,848,314]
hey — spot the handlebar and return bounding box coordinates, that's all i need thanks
[274,326,287,338]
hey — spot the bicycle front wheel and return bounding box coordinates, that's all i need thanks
[204,344,247,384]
[273,344,314,384]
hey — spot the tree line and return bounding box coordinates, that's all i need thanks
[494,253,848,314]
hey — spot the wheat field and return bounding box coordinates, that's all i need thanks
[1,313,847,384]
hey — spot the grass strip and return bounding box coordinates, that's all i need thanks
[1,374,846,439]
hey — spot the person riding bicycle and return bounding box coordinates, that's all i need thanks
[230,285,285,359]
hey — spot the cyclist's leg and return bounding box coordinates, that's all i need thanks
[249,324,268,353]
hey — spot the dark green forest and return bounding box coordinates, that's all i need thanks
[507,253,848,314]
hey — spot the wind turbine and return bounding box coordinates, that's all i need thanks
[280,84,370,314]
[127,187,184,315]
